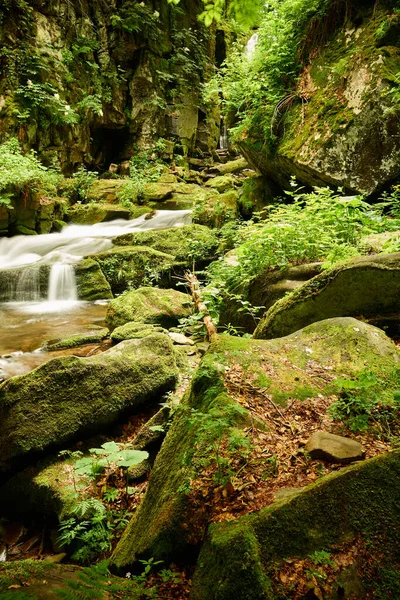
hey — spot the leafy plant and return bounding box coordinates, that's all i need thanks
[184,404,250,486]
[58,498,113,563]
[329,370,400,436]
[0,138,61,207]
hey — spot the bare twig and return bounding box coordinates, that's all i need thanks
[184,271,218,342]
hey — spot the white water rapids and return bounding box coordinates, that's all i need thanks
[0,210,192,271]
[0,210,192,379]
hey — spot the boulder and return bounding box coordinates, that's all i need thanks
[42,328,109,351]
[111,322,165,343]
[142,182,174,202]
[191,450,400,600]
[106,287,192,330]
[67,203,131,225]
[110,318,399,571]
[74,258,113,301]
[240,7,400,196]
[207,157,250,175]
[88,246,176,295]
[193,190,239,228]
[204,174,237,193]
[112,224,219,264]
[0,333,178,473]
[254,253,400,339]
[305,431,365,464]
[220,261,322,334]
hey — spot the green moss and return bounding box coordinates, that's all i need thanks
[112,224,219,264]
[0,561,53,591]
[193,190,239,228]
[110,360,247,572]
[254,253,400,339]
[74,258,113,300]
[0,456,90,521]
[88,246,177,295]
[67,203,132,225]
[192,450,400,600]
[111,318,400,572]
[111,322,165,343]
[43,328,109,351]
[106,287,192,330]
[0,334,178,472]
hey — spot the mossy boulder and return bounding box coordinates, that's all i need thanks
[112,224,219,264]
[191,450,400,600]
[193,190,239,228]
[204,174,237,193]
[74,258,113,300]
[111,322,165,343]
[43,328,109,351]
[86,180,131,203]
[254,253,400,339]
[88,246,177,295]
[142,182,174,202]
[106,287,192,330]
[0,334,178,473]
[207,158,250,175]
[110,318,399,571]
[0,456,91,521]
[67,203,131,225]
[240,6,400,196]
[220,261,322,334]
[237,175,281,218]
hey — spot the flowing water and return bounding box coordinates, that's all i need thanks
[0,210,191,380]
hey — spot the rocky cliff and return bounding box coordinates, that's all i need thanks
[0,0,220,174]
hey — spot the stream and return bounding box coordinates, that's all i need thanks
[0,210,191,381]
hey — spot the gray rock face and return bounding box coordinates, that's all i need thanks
[305,431,365,464]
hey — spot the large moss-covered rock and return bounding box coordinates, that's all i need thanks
[193,190,239,228]
[112,224,219,263]
[110,318,399,571]
[43,328,109,351]
[254,253,400,339]
[88,246,177,295]
[67,203,131,225]
[111,322,165,343]
[0,333,178,473]
[74,258,113,300]
[106,287,192,330]
[220,261,322,334]
[0,456,90,521]
[241,5,400,196]
[191,450,400,600]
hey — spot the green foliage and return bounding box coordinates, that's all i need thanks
[217,0,337,144]
[54,558,180,600]
[184,404,250,486]
[117,151,166,208]
[70,168,98,204]
[58,498,113,563]
[14,81,79,125]
[207,186,398,296]
[0,138,60,206]
[328,369,400,437]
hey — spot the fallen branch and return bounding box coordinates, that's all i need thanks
[185,271,218,342]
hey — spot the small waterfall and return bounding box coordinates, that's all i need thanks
[15,266,42,302]
[219,123,229,150]
[48,264,78,302]
[246,33,259,58]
